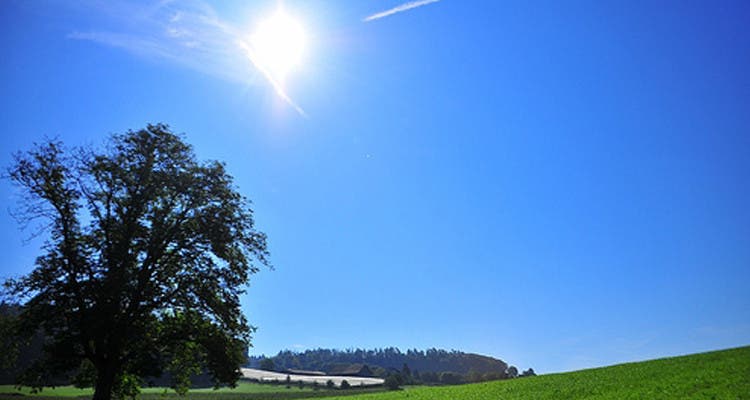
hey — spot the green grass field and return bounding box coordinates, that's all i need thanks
[326,346,750,400]
[2,346,748,399]
[0,381,382,400]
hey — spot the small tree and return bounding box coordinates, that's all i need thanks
[401,363,411,378]
[439,372,462,385]
[1,125,269,400]
[259,358,276,371]
[467,369,483,383]
[420,371,438,383]
[340,380,350,389]
[326,379,335,389]
[384,373,402,390]
[401,363,412,384]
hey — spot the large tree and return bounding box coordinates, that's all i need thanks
[2,124,269,400]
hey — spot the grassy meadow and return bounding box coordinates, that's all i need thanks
[0,381,382,400]
[328,346,750,400]
[1,346,748,400]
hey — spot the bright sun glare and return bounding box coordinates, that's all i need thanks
[249,9,306,83]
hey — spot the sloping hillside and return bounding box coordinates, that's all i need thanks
[249,347,513,379]
[325,346,750,400]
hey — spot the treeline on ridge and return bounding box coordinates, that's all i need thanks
[248,347,535,384]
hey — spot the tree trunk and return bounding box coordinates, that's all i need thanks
[92,363,117,400]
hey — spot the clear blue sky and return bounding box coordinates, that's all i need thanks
[1,0,749,373]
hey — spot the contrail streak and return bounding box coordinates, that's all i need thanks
[363,0,441,22]
[238,40,307,117]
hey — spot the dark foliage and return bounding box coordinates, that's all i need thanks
[384,373,402,390]
[260,358,276,371]
[1,125,269,400]
[438,372,462,385]
[248,347,523,385]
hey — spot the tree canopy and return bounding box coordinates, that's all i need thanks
[248,347,519,383]
[1,124,269,400]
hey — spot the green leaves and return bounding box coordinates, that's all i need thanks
[3,124,268,400]
[167,340,202,396]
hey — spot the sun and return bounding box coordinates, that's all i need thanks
[249,9,306,83]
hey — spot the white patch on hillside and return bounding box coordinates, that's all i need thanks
[240,368,385,387]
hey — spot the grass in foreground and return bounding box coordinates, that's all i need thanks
[325,346,750,400]
[0,381,384,400]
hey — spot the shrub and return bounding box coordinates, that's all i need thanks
[385,374,402,390]
[260,358,276,371]
[439,372,463,385]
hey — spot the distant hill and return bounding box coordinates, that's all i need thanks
[247,348,526,383]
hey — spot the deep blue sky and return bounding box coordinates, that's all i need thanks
[1,0,749,373]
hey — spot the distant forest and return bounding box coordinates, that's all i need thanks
[3,299,535,386]
[247,348,534,384]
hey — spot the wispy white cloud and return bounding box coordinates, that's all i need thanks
[66,0,305,114]
[363,0,441,22]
